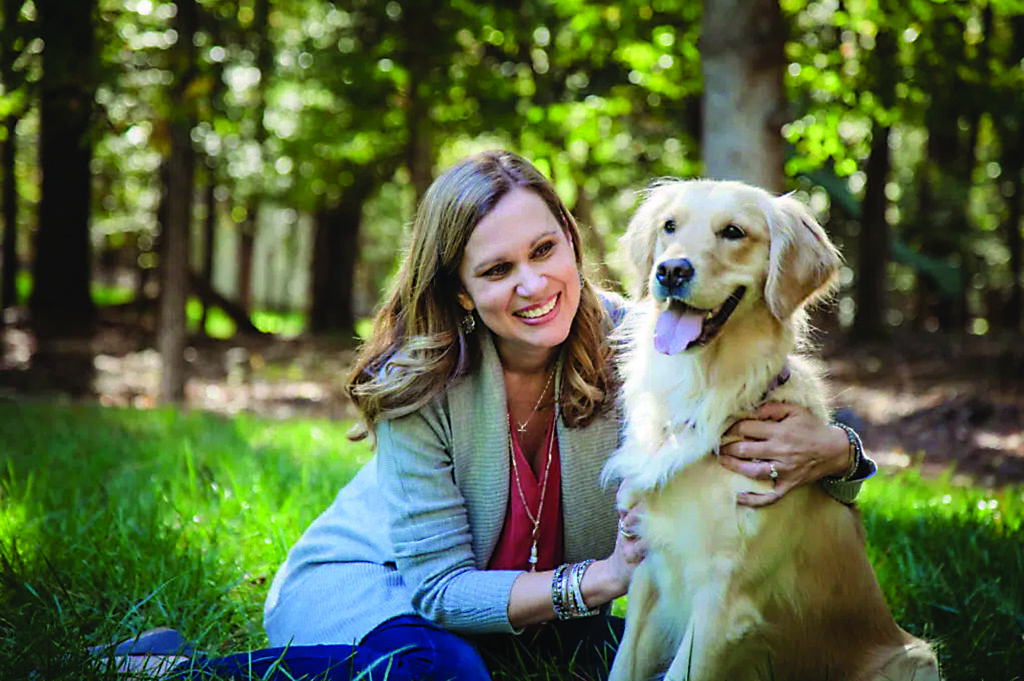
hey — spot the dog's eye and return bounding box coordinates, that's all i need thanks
[721,224,745,240]
[663,218,676,234]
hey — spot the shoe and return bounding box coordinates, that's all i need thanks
[91,628,198,678]
[91,627,199,657]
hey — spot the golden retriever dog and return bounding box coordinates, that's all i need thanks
[604,180,940,681]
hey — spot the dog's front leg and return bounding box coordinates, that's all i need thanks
[608,560,665,681]
[662,578,732,681]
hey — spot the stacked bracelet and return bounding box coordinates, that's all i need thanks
[829,421,863,482]
[551,559,599,620]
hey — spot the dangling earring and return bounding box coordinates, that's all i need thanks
[578,270,585,288]
[460,310,476,335]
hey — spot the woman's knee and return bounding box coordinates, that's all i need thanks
[361,616,490,681]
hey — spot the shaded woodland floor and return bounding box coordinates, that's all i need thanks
[2,318,1022,486]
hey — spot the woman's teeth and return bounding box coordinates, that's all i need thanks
[516,295,557,319]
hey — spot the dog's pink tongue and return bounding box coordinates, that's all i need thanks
[653,308,703,355]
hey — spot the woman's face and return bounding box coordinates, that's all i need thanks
[457,188,581,367]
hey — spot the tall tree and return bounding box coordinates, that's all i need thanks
[236,0,270,313]
[0,0,26,312]
[994,14,1024,331]
[31,0,98,338]
[701,0,786,190]
[908,5,986,330]
[852,26,898,341]
[308,179,374,337]
[158,0,199,402]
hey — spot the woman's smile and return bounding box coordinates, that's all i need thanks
[514,293,560,321]
[457,188,581,368]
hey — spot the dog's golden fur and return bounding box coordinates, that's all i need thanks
[604,180,940,681]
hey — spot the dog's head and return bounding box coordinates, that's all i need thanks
[620,179,841,354]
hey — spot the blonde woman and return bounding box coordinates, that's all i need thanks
[116,151,871,679]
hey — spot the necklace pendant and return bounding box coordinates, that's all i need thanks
[528,542,538,571]
[517,423,527,434]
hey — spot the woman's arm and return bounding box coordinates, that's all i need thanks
[376,407,523,634]
[718,402,875,507]
[378,402,645,632]
[506,505,644,628]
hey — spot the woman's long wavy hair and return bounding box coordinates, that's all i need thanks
[346,150,615,429]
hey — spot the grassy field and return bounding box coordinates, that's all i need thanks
[0,400,1021,680]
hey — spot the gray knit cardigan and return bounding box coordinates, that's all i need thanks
[263,306,870,647]
[263,329,621,646]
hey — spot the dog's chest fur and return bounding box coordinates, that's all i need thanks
[607,300,827,496]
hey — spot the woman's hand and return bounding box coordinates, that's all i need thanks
[584,499,647,602]
[719,402,850,508]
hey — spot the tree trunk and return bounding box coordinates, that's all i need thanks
[1,114,17,311]
[31,0,97,339]
[308,188,370,339]
[700,0,786,191]
[1,0,23,313]
[199,170,217,335]
[851,28,896,341]
[1005,150,1023,332]
[237,0,270,314]
[398,0,435,205]
[1002,19,1024,332]
[158,0,198,403]
[572,180,623,293]
[237,219,255,311]
[852,124,892,340]
[406,95,434,206]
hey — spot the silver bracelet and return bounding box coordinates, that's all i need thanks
[829,421,863,482]
[551,560,599,620]
[569,559,598,617]
[551,563,572,619]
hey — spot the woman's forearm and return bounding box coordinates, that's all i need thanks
[506,558,626,629]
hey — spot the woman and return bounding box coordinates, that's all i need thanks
[121,150,871,680]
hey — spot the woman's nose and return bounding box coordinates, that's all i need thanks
[515,265,546,297]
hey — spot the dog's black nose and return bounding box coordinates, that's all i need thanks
[656,259,695,289]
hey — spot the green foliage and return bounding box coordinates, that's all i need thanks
[6,0,1024,341]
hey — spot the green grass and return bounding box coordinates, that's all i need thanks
[0,401,1021,680]
[858,469,1024,681]
[0,401,370,680]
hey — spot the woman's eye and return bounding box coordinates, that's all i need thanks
[663,218,676,234]
[484,263,511,278]
[533,241,555,258]
[721,224,745,240]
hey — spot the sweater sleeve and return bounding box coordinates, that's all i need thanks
[819,452,877,505]
[376,405,522,635]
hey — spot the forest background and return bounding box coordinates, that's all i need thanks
[1,0,1020,478]
[0,0,1022,678]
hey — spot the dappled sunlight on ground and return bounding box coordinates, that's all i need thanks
[3,324,1022,486]
[826,332,1024,487]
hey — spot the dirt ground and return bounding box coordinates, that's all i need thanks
[824,332,1024,486]
[2,323,1022,487]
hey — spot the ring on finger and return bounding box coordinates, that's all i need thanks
[768,461,779,481]
[618,518,639,541]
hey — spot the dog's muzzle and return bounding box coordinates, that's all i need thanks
[655,258,695,296]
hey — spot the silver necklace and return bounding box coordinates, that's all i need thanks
[507,401,558,571]
[515,368,555,434]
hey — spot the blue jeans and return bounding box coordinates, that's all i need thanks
[173,613,623,680]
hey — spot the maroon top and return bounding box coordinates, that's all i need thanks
[487,412,564,572]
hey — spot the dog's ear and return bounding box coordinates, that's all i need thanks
[763,193,842,320]
[619,182,674,298]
